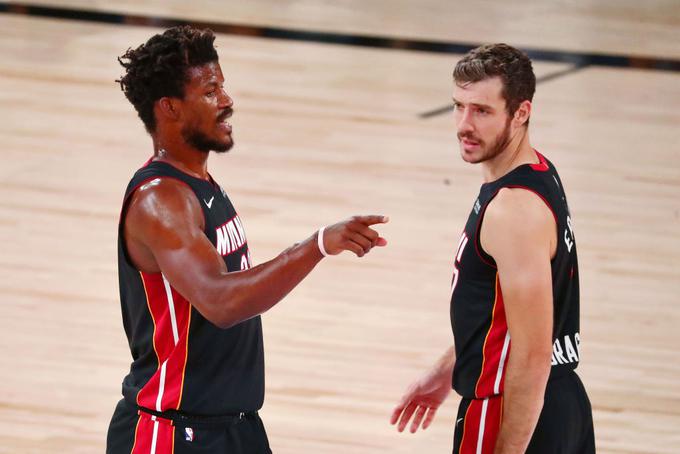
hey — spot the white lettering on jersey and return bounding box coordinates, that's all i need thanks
[564,335,579,363]
[215,215,248,256]
[564,215,575,252]
[451,232,469,294]
[216,225,232,255]
[551,333,580,366]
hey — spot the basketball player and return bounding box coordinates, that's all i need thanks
[106,26,387,454]
[390,44,595,453]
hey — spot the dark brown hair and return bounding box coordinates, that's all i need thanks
[117,26,219,133]
[454,43,535,118]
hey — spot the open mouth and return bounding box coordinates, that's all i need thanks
[218,110,233,133]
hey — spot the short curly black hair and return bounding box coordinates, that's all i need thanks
[453,43,535,119]
[117,26,219,133]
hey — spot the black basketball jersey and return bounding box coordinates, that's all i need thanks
[117,159,264,415]
[450,151,581,400]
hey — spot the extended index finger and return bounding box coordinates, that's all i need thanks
[354,215,389,226]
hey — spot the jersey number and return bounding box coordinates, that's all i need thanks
[451,232,469,293]
[240,251,252,270]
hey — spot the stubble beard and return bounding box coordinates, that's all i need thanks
[461,117,512,164]
[182,125,233,154]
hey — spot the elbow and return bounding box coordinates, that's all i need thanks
[511,345,553,378]
[211,299,247,330]
[210,313,238,330]
[191,291,245,330]
[200,305,242,330]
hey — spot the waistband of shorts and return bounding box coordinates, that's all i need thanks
[136,405,258,429]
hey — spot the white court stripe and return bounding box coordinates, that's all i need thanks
[162,275,180,345]
[476,398,489,454]
[156,361,167,412]
[150,419,159,454]
[494,332,511,394]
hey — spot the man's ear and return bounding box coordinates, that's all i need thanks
[156,97,182,123]
[513,100,532,127]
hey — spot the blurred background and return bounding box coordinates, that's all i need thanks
[1,1,679,452]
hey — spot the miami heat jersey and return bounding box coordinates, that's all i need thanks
[450,151,581,399]
[117,160,264,415]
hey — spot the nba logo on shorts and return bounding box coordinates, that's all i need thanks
[184,427,194,442]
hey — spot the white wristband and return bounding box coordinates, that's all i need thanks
[317,226,329,257]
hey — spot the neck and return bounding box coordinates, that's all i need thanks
[152,136,210,180]
[481,126,536,182]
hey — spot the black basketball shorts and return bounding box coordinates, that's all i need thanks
[453,371,595,453]
[106,399,272,454]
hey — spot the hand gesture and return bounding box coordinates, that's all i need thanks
[390,370,452,433]
[321,215,388,257]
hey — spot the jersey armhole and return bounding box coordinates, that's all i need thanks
[474,189,500,268]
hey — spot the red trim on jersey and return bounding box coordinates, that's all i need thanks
[136,273,160,408]
[457,400,472,454]
[130,414,142,453]
[474,275,510,397]
[136,272,191,413]
[161,285,191,410]
[529,150,550,171]
[131,413,175,454]
[481,396,503,453]
[176,308,192,409]
[458,396,503,454]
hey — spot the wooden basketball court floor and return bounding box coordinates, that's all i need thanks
[1,1,679,453]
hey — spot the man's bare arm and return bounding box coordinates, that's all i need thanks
[391,346,455,433]
[481,188,555,454]
[124,178,388,329]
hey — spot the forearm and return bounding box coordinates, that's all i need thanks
[493,352,551,454]
[204,232,324,328]
[433,345,456,378]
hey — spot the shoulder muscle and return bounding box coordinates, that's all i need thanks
[125,177,204,253]
[481,187,556,264]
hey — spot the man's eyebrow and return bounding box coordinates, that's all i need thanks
[452,98,494,110]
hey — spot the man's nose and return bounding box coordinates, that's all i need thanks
[456,108,474,135]
[219,91,233,109]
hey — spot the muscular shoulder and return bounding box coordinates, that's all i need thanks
[125,177,204,245]
[482,187,556,260]
[487,187,553,225]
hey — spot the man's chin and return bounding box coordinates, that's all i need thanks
[213,140,233,153]
[460,147,485,164]
[183,129,234,153]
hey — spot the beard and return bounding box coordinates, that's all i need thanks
[459,117,512,164]
[182,125,233,154]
